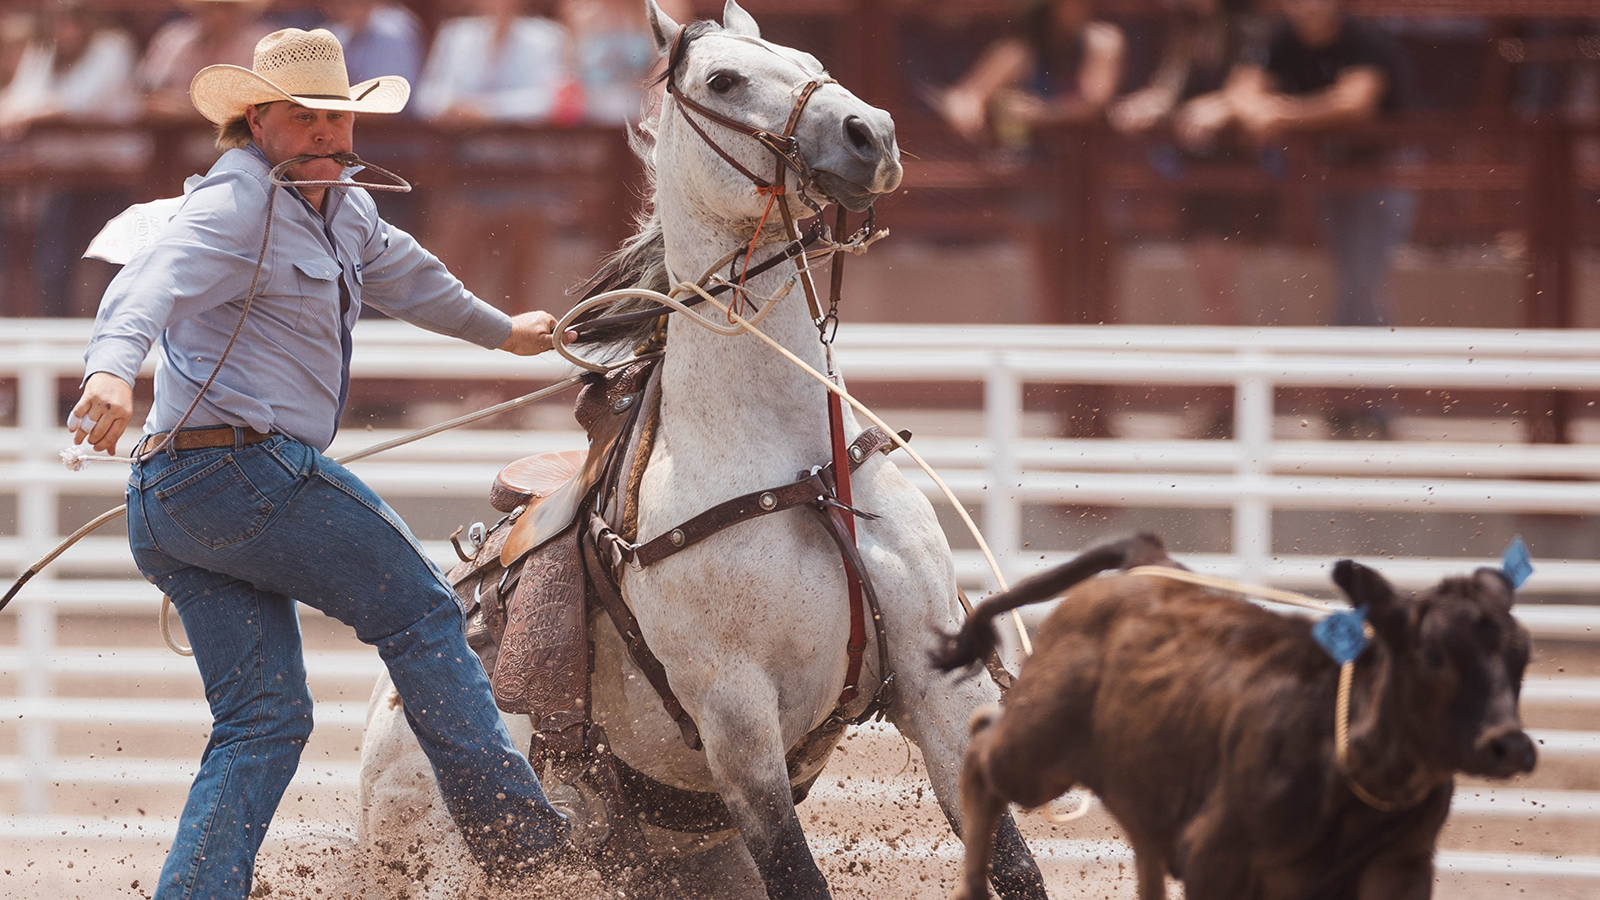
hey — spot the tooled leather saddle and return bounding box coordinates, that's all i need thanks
[443,354,901,865]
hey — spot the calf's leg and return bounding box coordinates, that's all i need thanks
[1133,848,1166,900]
[1174,807,1252,900]
[888,664,1047,900]
[949,708,1016,900]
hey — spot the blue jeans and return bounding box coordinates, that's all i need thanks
[1318,187,1417,328]
[125,431,568,900]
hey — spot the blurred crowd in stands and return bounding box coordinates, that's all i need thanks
[0,0,679,131]
[927,0,1597,436]
[0,0,687,317]
[1,0,1598,349]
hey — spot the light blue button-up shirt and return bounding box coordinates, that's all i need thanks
[85,144,513,451]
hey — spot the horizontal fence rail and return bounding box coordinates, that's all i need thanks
[4,320,1599,884]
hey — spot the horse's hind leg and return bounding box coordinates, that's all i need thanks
[698,684,831,900]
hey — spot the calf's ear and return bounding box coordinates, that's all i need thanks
[1332,559,1408,642]
[1333,559,1392,607]
[1471,567,1516,612]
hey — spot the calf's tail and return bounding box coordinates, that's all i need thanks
[929,533,1171,675]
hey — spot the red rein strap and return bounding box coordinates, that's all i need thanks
[827,206,867,707]
[830,388,868,705]
[732,185,783,322]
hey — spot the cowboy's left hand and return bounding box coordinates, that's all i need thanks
[500,310,577,356]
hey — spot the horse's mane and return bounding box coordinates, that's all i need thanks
[566,20,722,356]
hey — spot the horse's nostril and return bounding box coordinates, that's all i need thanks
[844,116,874,154]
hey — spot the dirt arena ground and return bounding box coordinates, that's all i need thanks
[2,698,1595,899]
[2,614,1595,900]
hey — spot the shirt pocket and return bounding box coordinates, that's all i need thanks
[292,257,343,332]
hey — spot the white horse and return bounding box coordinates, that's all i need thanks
[358,4,1047,899]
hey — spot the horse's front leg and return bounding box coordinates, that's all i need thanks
[698,677,832,900]
[886,632,1048,900]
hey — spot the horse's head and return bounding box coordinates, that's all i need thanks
[647,0,903,219]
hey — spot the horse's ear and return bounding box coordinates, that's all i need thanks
[722,0,761,38]
[646,0,682,55]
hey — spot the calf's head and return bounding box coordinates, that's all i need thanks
[1334,560,1535,779]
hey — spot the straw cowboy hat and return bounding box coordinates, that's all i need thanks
[189,28,410,125]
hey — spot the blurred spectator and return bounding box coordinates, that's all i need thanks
[1217,0,1414,437]
[0,10,37,96]
[1112,0,1262,139]
[0,10,34,316]
[1109,0,1264,438]
[560,0,653,124]
[935,0,1124,144]
[416,0,575,125]
[138,0,271,120]
[0,1,137,136]
[321,0,424,95]
[1111,0,1265,333]
[0,2,138,317]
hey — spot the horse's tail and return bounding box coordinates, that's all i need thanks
[929,533,1172,675]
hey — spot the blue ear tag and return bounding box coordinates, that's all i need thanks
[1313,605,1370,665]
[1501,535,1533,590]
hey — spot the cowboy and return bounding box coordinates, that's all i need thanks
[70,28,570,899]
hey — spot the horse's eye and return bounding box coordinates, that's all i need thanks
[1422,645,1446,670]
[707,72,738,94]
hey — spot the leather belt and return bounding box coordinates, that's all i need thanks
[146,425,276,452]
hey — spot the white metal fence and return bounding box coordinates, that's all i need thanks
[3,320,1599,881]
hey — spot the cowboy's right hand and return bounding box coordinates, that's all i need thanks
[71,372,133,455]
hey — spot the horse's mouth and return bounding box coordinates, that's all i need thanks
[811,170,889,212]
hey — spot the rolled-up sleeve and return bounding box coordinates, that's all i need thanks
[83,172,269,385]
[357,218,513,350]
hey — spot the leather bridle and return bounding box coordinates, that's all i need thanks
[662,30,830,215]
[661,30,841,322]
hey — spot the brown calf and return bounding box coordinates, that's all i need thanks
[932,534,1536,900]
